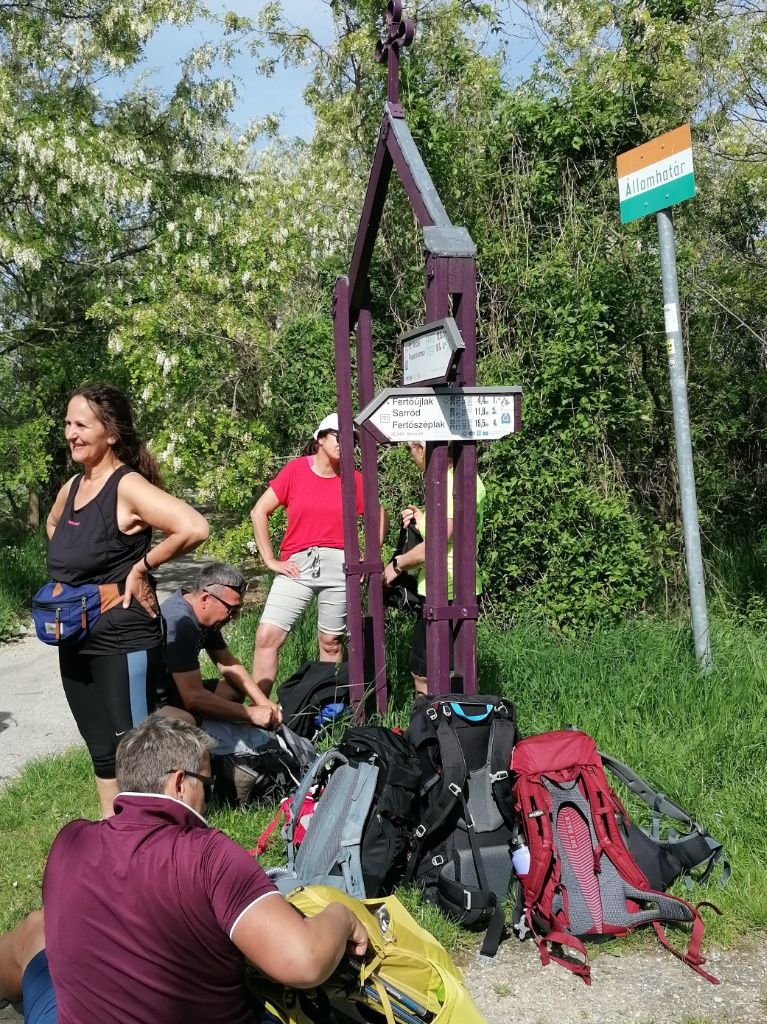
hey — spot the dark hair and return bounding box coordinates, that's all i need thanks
[306,429,334,456]
[71,383,162,486]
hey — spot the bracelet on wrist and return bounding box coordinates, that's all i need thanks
[392,556,403,575]
[143,553,154,572]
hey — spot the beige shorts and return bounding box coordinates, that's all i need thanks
[259,546,348,636]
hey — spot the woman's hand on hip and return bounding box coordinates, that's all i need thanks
[269,558,301,579]
[123,563,158,616]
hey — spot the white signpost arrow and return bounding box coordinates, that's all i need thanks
[356,386,522,443]
[401,317,465,386]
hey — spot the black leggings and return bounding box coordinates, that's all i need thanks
[58,646,164,779]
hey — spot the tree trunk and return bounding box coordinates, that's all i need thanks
[27,488,39,530]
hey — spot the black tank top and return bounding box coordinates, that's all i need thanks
[47,466,161,654]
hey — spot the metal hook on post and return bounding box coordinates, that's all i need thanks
[374,0,415,113]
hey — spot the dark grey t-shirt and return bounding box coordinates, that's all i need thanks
[158,589,226,706]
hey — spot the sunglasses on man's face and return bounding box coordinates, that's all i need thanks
[203,587,243,620]
[168,768,215,802]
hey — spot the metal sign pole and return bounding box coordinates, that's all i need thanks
[657,207,712,671]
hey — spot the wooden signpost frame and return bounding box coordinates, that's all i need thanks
[333,0,480,711]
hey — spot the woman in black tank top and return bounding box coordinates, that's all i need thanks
[46,384,209,817]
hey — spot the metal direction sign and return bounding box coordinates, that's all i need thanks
[401,317,464,386]
[356,386,522,443]
[617,124,695,224]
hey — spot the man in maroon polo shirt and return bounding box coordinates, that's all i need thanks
[2,714,366,1024]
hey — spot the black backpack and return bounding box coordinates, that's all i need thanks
[277,661,350,739]
[271,725,424,899]
[383,522,423,613]
[405,694,519,956]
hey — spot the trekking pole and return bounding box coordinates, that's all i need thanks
[346,957,434,1023]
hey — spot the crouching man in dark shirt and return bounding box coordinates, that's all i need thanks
[0,714,366,1024]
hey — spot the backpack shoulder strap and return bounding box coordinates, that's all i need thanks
[337,761,379,898]
[414,714,468,839]
[488,714,516,821]
[285,749,347,871]
[600,751,730,885]
[293,760,378,898]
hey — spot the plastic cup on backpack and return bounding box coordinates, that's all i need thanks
[512,842,530,878]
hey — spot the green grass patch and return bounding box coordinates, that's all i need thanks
[1,615,764,953]
[0,529,46,641]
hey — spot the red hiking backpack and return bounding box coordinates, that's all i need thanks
[510,729,720,985]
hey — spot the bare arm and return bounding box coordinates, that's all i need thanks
[209,647,282,725]
[232,897,367,989]
[382,506,453,586]
[378,503,389,548]
[250,487,299,579]
[173,669,277,727]
[117,474,209,615]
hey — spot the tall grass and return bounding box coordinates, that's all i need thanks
[0,529,47,640]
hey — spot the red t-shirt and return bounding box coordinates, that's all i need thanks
[42,794,278,1024]
[270,456,364,559]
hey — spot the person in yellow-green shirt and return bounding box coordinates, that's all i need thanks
[382,441,485,692]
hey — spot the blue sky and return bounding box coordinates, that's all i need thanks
[103,2,538,141]
[103,1,334,140]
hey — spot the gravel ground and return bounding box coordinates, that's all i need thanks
[463,934,767,1023]
[1,556,764,1024]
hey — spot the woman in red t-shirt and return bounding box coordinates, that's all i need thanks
[250,414,366,697]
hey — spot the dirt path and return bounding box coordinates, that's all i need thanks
[462,934,766,1023]
[1,556,763,1023]
[0,556,198,784]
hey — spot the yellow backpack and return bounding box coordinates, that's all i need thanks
[247,886,486,1024]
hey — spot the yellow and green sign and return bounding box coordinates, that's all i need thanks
[617,124,695,224]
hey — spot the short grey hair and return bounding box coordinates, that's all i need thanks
[116,714,215,795]
[196,561,246,594]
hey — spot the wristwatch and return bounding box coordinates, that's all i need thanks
[392,556,403,575]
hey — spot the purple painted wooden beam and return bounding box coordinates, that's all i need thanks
[348,130,394,321]
[333,275,366,707]
[424,253,452,694]
[356,295,388,712]
[451,257,479,694]
[335,1,486,706]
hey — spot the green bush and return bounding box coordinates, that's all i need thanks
[0,529,47,640]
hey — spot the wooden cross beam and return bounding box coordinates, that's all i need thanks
[374,0,414,113]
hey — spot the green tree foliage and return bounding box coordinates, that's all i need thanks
[3,0,766,631]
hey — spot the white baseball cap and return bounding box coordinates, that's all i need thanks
[313,413,339,439]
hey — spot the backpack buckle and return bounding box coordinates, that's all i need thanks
[489,770,509,783]
[449,783,462,797]
[463,890,472,911]
[431,855,445,867]
[415,824,427,839]
[427,707,438,721]
[443,704,452,718]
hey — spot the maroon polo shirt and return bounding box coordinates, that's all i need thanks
[42,794,278,1024]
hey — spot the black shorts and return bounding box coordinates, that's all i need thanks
[409,616,455,678]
